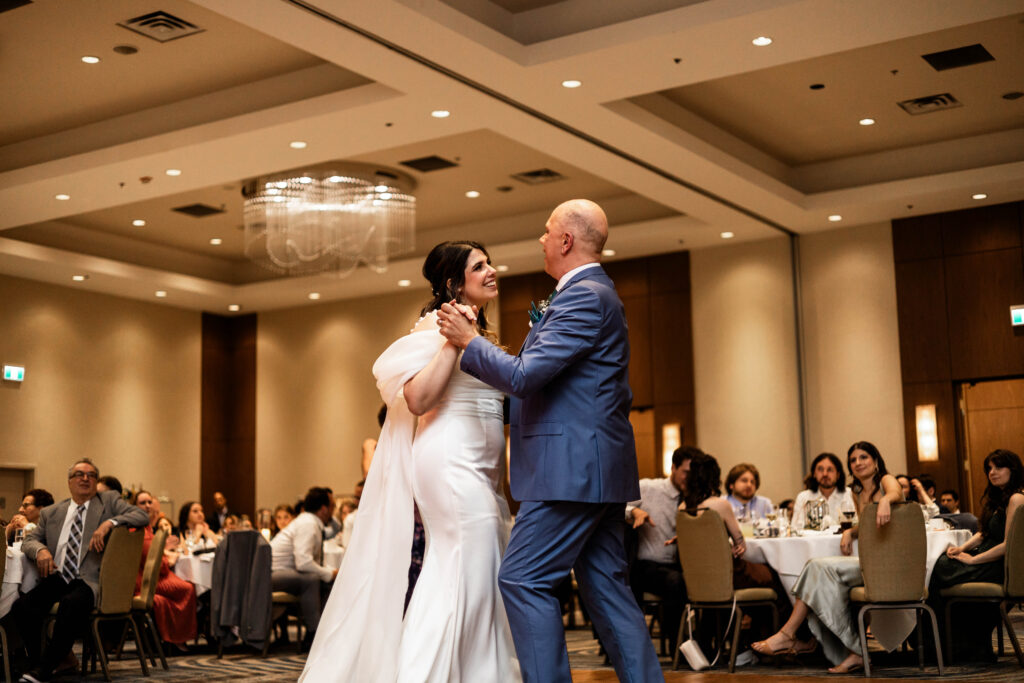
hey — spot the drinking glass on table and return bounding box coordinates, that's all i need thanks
[839,497,857,530]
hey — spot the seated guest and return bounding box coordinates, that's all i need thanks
[626,445,700,651]
[206,491,229,534]
[928,449,1024,661]
[12,458,147,683]
[6,488,54,544]
[178,501,219,553]
[333,498,358,550]
[724,463,773,519]
[238,514,253,530]
[895,474,912,499]
[222,514,239,533]
[272,504,295,537]
[753,441,903,673]
[95,476,122,495]
[320,487,342,540]
[682,453,794,650]
[133,490,161,531]
[271,487,338,651]
[779,498,795,518]
[908,475,941,517]
[791,452,854,530]
[939,489,960,513]
[156,516,181,567]
[134,524,197,651]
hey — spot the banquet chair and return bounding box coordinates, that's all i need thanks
[671,508,778,673]
[45,526,148,681]
[0,530,11,683]
[116,528,169,671]
[850,501,943,677]
[939,504,1024,667]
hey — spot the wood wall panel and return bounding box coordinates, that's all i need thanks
[621,294,653,406]
[900,381,959,493]
[941,203,1021,256]
[201,313,256,520]
[893,258,951,383]
[892,213,943,262]
[944,248,1024,379]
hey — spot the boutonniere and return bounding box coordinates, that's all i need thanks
[527,290,558,326]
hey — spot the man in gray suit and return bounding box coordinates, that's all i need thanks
[12,458,147,683]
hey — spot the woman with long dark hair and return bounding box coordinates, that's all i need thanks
[301,241,520,682]
[928,449,1024,660]
[753,441,903,673]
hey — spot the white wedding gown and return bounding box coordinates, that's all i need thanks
[300,313,521,682]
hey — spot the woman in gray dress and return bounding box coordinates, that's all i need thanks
[751,441,904,674]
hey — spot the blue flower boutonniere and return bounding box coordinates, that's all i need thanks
[527,290,558,326]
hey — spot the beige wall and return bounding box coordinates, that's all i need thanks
[0,274,201,517]
[798,221,907,474]
[255,288,429,508]
[690,237,804,504]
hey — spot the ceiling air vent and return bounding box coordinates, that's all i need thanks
[898,93,963,116]
[118,11,204,43]
[173,203,225,217]
[921,44,994,71]
[511,168,565,185]
[399,155,458,172]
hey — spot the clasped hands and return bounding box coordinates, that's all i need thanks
[437,300,480,348]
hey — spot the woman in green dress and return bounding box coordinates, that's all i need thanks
[928,449,1024,661]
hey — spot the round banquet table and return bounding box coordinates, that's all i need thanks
[1,544,39,617]
[173,552,215,596]
[322,542,343,571]
[744,528,971,652]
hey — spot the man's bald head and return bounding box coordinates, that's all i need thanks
[541,199,609,279]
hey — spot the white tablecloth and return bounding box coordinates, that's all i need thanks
[174,552,215,596]
[323,542,343,571]
[745,528,971,653]
[1,545,40,617]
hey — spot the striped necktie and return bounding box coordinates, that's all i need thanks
[61,504,86,584]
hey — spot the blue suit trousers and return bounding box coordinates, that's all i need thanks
[498,501,664,682]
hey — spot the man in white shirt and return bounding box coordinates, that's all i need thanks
[791,452,854,530]
[270,486,337,651]
[626,445,702,652]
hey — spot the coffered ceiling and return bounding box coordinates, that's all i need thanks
[1,0,1022,313]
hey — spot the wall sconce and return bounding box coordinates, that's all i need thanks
[662,423,681,475]
[916,404,938,462]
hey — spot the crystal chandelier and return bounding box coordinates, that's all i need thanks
[242,162,416,277]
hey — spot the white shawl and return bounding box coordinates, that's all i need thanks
[300,316,444,682]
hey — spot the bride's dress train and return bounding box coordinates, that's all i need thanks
[300,313,521,682]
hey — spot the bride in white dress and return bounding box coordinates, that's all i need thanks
[300,241,521,682]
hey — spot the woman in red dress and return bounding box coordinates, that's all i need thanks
[136,523,198,648]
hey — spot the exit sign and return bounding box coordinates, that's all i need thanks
[1013,305,1024,327]
[3,364,25,382]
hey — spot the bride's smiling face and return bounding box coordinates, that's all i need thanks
[459,248,498,308]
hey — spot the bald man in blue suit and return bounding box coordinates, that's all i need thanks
[439,199,663,682]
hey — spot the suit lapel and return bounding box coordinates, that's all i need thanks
[83,493,104,540]
[519,266,607,355]
[49,499,71,540]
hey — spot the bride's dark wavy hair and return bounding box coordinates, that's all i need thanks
[420,240,497,342]
[980,449,1024,538]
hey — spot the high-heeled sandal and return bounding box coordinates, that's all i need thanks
[751,630,797,655]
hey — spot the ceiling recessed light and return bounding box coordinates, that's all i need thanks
[752,36,773,46]
[297,176,313,184]
[81,56,100,64]
[308,292,321,300]
[602,249,616,257]
[859,118,875,126]
[431,110,450,118]
[374,184,388,192]
[55,194,70,201]
[397,279,412,287]
[165,168,181,176]
[496,265,509,272]
[465,190,480,198]
[828,214,843,222]
[154,290,167,298]
[71,275,88,282]
[228,304,241,312]
[721,231,735,239]
[289,141,307,149]
[561,79,582,88]
[972,193,988,200]
[132,219,146,227]
[209,238,223,245]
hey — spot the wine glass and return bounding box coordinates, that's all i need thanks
[839,497,857,530]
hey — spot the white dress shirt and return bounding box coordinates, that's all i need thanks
[54,497,94,574]
[626,477,682,565]
[270,511,333,582]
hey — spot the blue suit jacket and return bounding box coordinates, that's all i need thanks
[461,265,640,503]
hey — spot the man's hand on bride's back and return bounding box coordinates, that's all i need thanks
[438,302,480,348]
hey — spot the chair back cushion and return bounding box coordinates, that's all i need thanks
[675,508,733,602]
[858,502,926,602]
[1005,504,1024,597]
[138,528,168,609]
[97,525,146,614]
